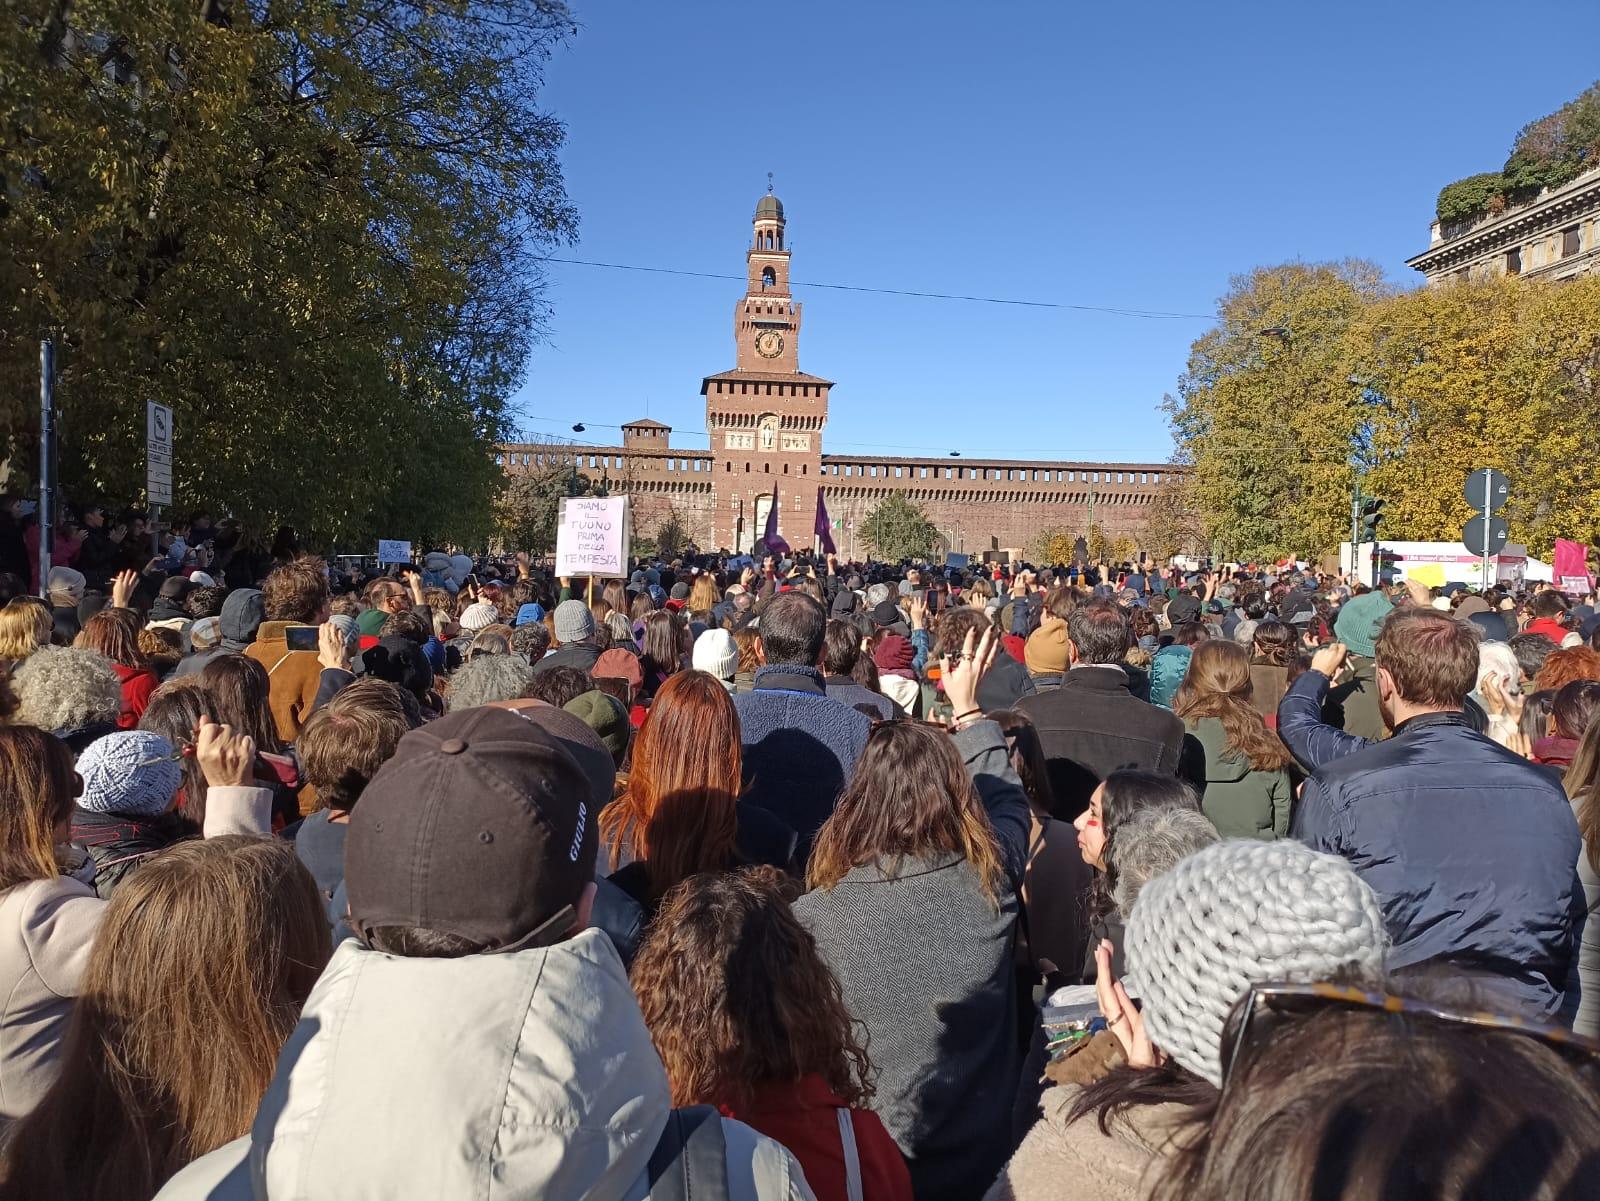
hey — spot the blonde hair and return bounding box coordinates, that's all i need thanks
[0,600,52,661]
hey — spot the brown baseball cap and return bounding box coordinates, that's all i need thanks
[345,706,599,952]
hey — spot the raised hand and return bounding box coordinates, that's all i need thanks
[195,716,255,788]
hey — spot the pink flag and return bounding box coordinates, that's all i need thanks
[1553,538,1592,596]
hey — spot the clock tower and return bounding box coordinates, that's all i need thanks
[703,186,832,551]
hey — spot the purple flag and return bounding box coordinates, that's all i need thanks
[759,484,790,556]
[813,488,836,555]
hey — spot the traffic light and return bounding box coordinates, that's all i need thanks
[1359,497,1385,542]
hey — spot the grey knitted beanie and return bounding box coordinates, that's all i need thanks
[76,731,184,818]
[1125,838,1388,1088]
[553,599,595,644]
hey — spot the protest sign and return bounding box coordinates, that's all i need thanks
[1406,562,1447,589]
[555,496,630,577]
[377,540,412,564]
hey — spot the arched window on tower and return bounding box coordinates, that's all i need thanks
[761,266,775,289]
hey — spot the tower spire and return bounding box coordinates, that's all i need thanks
[767,171,774,195]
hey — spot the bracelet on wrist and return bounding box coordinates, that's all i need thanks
[951,709,982,723]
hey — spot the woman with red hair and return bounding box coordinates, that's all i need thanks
[598,670,797,916]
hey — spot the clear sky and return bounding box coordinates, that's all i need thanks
[510,0,1599,464]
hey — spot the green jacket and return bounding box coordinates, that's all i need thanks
[1185,716,1292,839]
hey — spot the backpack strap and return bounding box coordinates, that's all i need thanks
[648,1105,729,1201]
[836,1108,865,1201]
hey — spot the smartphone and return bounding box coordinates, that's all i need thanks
[284,625,320,652]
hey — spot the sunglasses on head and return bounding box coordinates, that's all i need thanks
[1222,981,1600,1089]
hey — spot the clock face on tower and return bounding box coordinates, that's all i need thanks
[755,330,784,359]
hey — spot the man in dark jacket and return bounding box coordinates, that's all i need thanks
[819,618,897,719]
[1289,610,1582,1019]
[1016,599,1187,819]
[733,592,870,856]
[533,600,602,676]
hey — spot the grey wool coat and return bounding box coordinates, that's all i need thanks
[794,719,1031,1201]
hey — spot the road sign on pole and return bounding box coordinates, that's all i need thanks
[146,402,174,506]
[1463,468,1509,513]
[1463,468,1510,588]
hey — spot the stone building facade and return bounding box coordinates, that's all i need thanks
[500,192,1181,558]
[1408,167,1600,285]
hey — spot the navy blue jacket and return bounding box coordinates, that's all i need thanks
[733,664,871,857]
[1292,709,1583,1018]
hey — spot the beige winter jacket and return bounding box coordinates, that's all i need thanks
[0,875,104,1125]
[0,783,278,1131]
[983,1082,1191,1201]
[156,928,817,1201]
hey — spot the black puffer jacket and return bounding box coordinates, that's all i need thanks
[69,807,186,899]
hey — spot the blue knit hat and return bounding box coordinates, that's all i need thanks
[76,731,183,818]
[515,603,546,628]
[1333,591,1394,659]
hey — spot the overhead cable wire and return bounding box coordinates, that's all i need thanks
[540,257,1216,321]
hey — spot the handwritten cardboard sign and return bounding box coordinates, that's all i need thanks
[555,496,630,577]
[377,540,412,565]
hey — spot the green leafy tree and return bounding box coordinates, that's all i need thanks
[861,494,938,562]
[1165,261,1389,562]
[0,0,577,547]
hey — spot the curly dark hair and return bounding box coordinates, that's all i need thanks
[631,867,874,1111]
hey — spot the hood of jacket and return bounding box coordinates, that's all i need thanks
[1148,645,1192,710]
[240,928,669,1200]
[1187,715,1251,783]
[220,588,265,649]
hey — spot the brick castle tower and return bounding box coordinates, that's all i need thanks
[702,184,833,552]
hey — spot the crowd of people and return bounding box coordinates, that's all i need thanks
[0,505,1596,1200]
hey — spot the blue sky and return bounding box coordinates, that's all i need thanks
[510,1,1599,463]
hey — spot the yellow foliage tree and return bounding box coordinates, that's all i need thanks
[1352,274,1600,556]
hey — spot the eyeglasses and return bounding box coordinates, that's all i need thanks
[1222,981,1600,1088]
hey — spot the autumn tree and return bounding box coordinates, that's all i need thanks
[1165,261,1391,561]
[1352,274,1600,556]
[0,0,577,546]
[1085,523,1109,563]
[1109,535,1139,564]
[1032,527,1077,565]
[494,448,596,556]
[861,494,938,562]
[1142,474,1203,561]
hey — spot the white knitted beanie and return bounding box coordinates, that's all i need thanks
[459,602,498,632]
[1125,838,1388,1087]
[691,628,739,682]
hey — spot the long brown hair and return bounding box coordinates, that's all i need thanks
[138,682,215,833]
[807,721,1006,907]
[0,726,76,891]
[632,867,873,1110]
[199,654,284,754]
[640,609,687,686]
[1564,709,1600,874]
[1175,641,1292,772]
[0,837,330,1201]
[74,609,145,670]
[598,670,740,897]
